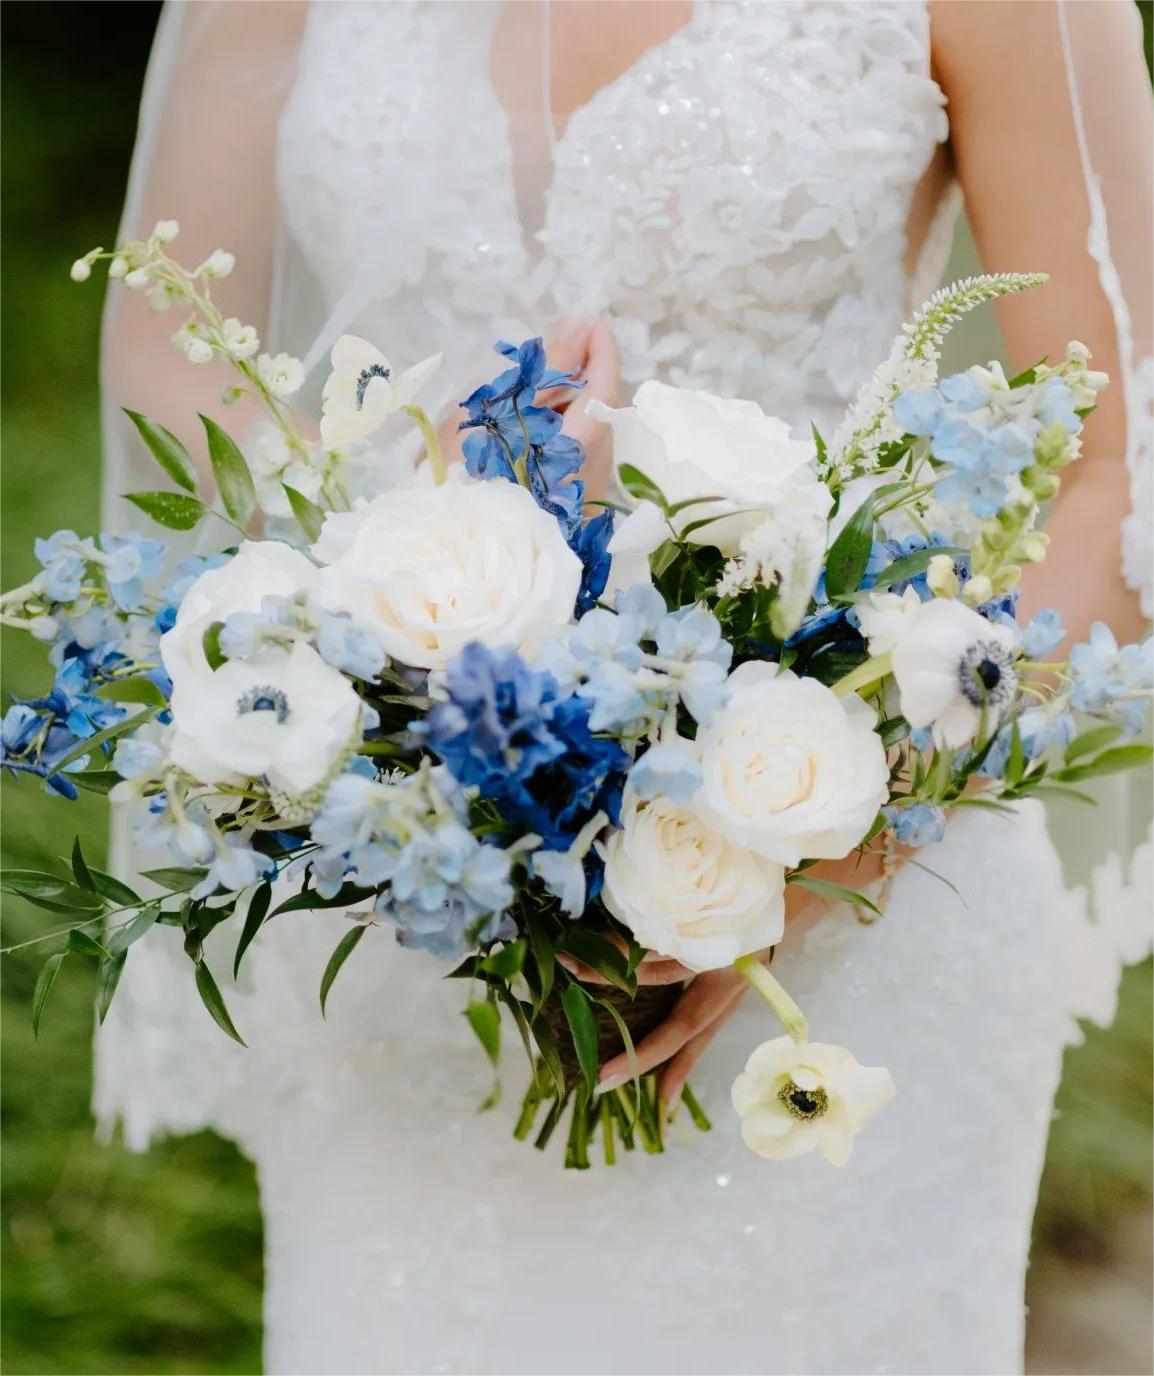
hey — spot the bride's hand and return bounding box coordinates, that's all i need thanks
[597,841,907,1106]
[436,318,620,492]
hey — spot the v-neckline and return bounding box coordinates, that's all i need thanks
[488,0,705,259]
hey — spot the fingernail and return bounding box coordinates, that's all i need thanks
[596,1072,626,1096]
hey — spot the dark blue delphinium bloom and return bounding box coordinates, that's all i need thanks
[415,642,627,849]
[460,339,612,615]
[571,508,614,614]
[460,338,580,486]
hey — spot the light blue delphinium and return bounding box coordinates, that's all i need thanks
[99,531,167,611]
[112,737,166,781]
[882,803,947,848]
[980,705,1076,779]
[314,611,387,681]
[191,835,277,900]
[34,530,92,603]
[629,738,702,804]
[1069,623,1154,735]
[1020,608,1065,660]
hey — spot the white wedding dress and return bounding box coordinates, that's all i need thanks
[94,3,1153,1374]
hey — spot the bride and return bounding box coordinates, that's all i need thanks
[96,2,1151,1373]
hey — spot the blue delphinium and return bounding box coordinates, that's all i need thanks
[415,642,627,849]
[218,593,387,682]
[894,365,1082,519]
[458,338,612,617]
[34,528,166,612]
[310,765,516,958]
[1020,608,1065,660]
[629,739,701,804]
[1069,623,1153,735]
[882,803,946,848]
[980,704,1076,779]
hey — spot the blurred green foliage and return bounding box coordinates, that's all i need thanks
[0,4,1149,1374]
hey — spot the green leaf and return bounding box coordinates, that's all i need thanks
[71,836,96,892]
[319,924,367,1017]
[479,938,527,981]
[824,493,877,600]
[88,868,143,907]
[787,873,884,920]
[0,869,68,899]
[617,464,668,510]
[106,903,160,956]
[1054,744,1154,783]
[97,676,168,708]
[68,770,123,795]
[96,951,128,1024]
[810,422,828,469]
[32,953,67,1038]
[665,494,726,517]
[872,545,966,592]
[284,484,325,543]
[10,891,104,916]
[140,865,209,893]
[1063,723,1123,766]
[194,960,246,1045]
[200,413,256,525]
[464,998,501,1066]
[270,883,375,920]
[124,490,207,531]
[202,621,227,671]
[123,410,199,492]
[561,981,599,1093]
[233,880,273,978]
[49,708,156,775]
[556,930,635,995]
[525,911,555,1012]
[67,928,110,959]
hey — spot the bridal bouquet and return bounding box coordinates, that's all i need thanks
[3,225,1151,1169]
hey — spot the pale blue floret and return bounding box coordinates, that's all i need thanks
[629,740,702,804]
[883,803,946,848]
[315,612,387,681]
[112,737,165,780]
[1021,609,1065,660]
[1069,623,1153,735]
[191,836,276,900]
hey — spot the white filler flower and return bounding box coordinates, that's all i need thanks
[160,541,318,685]
[592,380,822,554]
[890,597,1018,749]
[320,334,442,448]
[311,475,581,670]
[694,662,889,866]
[168,641,361,796]
[601,789,785,972]
[731,1037,895,1165]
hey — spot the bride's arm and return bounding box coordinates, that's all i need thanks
[617,0,1152,1104]
[930,0,1151,647]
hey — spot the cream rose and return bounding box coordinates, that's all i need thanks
[601,789,785,972]
[694,662,889,866]
[310,476,582,670]
[160,540,318,685]
[590,380,823,554]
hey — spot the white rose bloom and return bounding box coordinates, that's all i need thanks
[168,641,361,797]
[602,789,785,972]
[161,540,318,684]
[855,586,922,658]
[694,662,889,866]
[311,476,581,670]
[320,334,442,449]
[731,1036,895,1165]
[890,597,1018,749]
[591,380,821,554]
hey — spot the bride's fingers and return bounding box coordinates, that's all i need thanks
[536,319,593,410]
[659,986,746,1106]
[597,969,744,1089]
[561,318,620,450]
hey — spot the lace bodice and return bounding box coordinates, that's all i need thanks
[277,0,951,432]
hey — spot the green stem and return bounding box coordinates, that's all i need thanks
[600,1097,617,1165]
[403,405,447,485]
[734,955,809,1044]
[679,1083,713,1133]
[831,652,892,700]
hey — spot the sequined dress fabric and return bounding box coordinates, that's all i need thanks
[94,4,1145,1373]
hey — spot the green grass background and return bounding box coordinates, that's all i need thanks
[1,4,1150,1373]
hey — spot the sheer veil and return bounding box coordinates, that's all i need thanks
[96,0,1151,1132]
